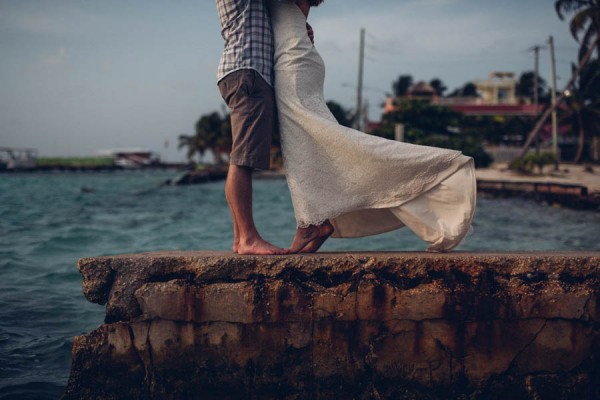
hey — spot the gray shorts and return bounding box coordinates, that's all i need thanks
[218,69,275,170]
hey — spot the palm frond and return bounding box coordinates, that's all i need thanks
[177,134,192,149]
[555,0,588,20]
[569,9,593,40]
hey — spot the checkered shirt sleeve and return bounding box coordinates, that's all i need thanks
[216,0,274,86]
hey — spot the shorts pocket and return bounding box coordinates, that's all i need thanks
[239,70,258,96]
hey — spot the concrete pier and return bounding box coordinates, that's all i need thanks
[476,164,600,210]
[63,252,599,399]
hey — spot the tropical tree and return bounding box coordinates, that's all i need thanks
[560,60,600,162]
[447,82,478,98]
[179,111,231,164]
[462,83,478,97]
[517,1,600,158]
[516,71,549,102]
[429,78,447,96]
[178,134,205,163]
[326,101,354,127]
[216,112,233,163]
[555,0,600,61]
[195,112,228,164]
[370,99,492,167]
[392,75,413,97]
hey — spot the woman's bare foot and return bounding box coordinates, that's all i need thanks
[289,225,320,253]
[289,221,333,253]
[300,221,334,253]
[237,236,289,255]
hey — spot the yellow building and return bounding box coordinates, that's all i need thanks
[473,72,518,105]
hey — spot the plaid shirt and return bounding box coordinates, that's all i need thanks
[216,0,274,87]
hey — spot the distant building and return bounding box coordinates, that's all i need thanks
[406,81,438,101]
[384,72,541,117]
[473,72,518,105]
[0,147,38,169]
[100,148,160,168]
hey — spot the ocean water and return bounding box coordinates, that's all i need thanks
[0,171,598,399]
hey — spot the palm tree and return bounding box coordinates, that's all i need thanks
[518,1,600,157]
[216,113,233,164]
[195,112,226,164]
[560,60,600,162]
[178,134,205,163]
[555,0,600,60]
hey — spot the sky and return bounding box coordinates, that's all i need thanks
[0,0,581,161]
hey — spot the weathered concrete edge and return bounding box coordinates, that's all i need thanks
[78,251,600,282]
[77,251,600,324]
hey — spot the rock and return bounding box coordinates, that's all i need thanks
[63,252,600,399]
[169,167,228,185]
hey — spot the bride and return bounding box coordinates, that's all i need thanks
[268,0,476,253]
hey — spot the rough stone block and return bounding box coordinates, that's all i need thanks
[313,282,357,320]
[64,251,600,399]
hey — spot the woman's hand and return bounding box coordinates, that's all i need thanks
[306,22,314,43]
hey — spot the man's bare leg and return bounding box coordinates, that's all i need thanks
[225,165,288,255]
[225,193,240,253]
[289,220,334,253]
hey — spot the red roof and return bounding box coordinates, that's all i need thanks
[447,104,541,116]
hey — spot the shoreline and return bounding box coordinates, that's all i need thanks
[0,163,187,173]
[3,163,598,210]
[253,164,600,210]
[476,163,600,210]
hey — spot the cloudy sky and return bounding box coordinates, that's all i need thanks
[0,0,579,161]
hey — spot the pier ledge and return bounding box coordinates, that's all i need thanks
[63,251,599,399]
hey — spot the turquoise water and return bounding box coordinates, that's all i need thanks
[0,171,598,399]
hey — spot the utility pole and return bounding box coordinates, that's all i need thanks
[534,47,540,108]
[548,36,559,167]
[362,99,369,133]
[529,45,544,153]
[354,28,365,131]
[518,34,600,159]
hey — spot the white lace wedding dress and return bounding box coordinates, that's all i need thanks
[268,0,476,251]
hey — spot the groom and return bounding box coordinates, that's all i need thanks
[216,0,286,255]
[216,0,316,255]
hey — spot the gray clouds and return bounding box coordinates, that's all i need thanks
[0,0,576,159]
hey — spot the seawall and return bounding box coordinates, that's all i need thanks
[63,252,599,399]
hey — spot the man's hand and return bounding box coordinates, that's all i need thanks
[306,22,314,44]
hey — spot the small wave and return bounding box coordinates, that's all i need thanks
[0,382,64,400]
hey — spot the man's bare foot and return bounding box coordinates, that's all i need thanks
[237,237,289,255]
[300,221,334,253]
[233,239,239,253]
[289,221,334,253]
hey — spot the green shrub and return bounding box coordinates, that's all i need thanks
[36,157,114,167]
[509,152,556,174]
[370,100,493,168]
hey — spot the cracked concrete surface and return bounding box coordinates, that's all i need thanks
[63,252,599,399]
